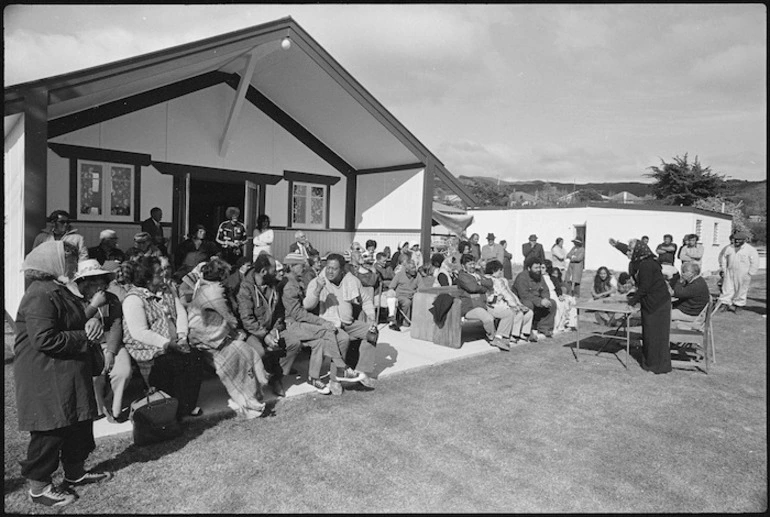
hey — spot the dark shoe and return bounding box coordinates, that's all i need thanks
[64,471,113,487]
[308,377,331,395]
[269,375,286,397]
[733,306,742,314]
[727,305,736,313]
[388,321,400,331]
[541,330,553,338]
[29,485,77,507]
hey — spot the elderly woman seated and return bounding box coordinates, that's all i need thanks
[187,257,267,419]
[122,256,203,419]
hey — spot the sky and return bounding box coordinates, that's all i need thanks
[4,4,767,183]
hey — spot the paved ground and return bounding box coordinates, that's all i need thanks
[92,323,499,438]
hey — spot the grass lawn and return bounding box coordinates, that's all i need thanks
[4,274,767,513]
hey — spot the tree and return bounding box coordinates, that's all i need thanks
[646,154,726,206]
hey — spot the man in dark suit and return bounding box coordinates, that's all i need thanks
[141,207,167,256]
[288,230,317,258]
[522,234,545,265]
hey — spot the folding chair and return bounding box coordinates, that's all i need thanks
[670,298,716,373]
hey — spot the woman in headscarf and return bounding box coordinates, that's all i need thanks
[626,242,672,374]
[122,256,204,418]
[14,241,112,508]
[187,257,267,419]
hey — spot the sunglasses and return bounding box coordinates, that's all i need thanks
[55,219,71,224]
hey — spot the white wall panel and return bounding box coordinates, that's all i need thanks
[4,119,26,320]
[47,150,70,216]
[356,168,423,229]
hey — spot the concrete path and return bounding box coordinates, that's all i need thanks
[93,325,500,439]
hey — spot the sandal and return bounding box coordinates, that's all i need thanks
[189,407,203,417]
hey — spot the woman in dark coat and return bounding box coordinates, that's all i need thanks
[626,242,672,374]
[14,241,113,508]
[500,240,514,281]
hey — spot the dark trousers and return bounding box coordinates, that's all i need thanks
[20,420,95,483]
[532,301,557,332]
[149,349,204,419]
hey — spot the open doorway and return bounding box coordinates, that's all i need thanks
[188,179,245,240]
[574,224,586,244]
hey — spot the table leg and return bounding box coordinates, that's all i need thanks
[575,309,580,361]
[625,315,630,369]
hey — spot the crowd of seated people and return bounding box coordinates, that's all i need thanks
[25,211,727,429]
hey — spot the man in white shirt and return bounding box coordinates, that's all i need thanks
[289,231,317,258]
[304,253,378,389]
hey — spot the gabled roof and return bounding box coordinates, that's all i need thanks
[4,17,476,205]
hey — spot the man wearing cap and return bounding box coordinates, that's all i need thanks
[304,253,378,389]
[564,238,585,297]
[521,234,545,266]
[281,252,364,395]
[718,231,759,313]
[481,233,505,264]
[140,207,168,256]
[73,260,131,422]
[124,232,162,261]
[32,210,89,261]
[88,230,126,265]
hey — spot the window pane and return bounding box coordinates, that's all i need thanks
[80,163,103,215]
[293,194,307,224]
[311,186,324,198]
[310,196,324,224]
[293,184,307,198]
[110,166,133,216]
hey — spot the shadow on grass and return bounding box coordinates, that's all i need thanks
[562,334,644,368]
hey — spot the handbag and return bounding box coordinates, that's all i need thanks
[129,388,182,446]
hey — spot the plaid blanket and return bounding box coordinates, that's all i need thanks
[202,339,264,412]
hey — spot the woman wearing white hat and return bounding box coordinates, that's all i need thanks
[74,260,132,423]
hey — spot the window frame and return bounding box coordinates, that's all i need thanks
[695,219,703,239]
[289,180,330,230]
[75,159,138,222]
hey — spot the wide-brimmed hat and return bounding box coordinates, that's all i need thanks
[529,234,538,240]
[283,251,307,265]
[572,238,583,245]
[486,233,495,240]
[74,259,114,281]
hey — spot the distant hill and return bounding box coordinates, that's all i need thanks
[458,177,654,197]
[456,176,766,215]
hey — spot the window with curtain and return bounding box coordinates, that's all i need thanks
[77,160,136,221]
[291,182,327,229]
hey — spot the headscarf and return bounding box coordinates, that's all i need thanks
[22,241,69,283]
[629,241,655,264]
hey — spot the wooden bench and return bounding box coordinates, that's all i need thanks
[409,287,484,349]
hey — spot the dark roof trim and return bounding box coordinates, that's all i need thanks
[434,164,477,206]
[49,143,151,166]
[355,162,425,175]
[227,74,354,178]
[469,202,733,220]
[283,170,341,186]
[153,160,283,185]
[48,71,231,139]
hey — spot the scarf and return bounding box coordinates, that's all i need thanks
[22,241,69,283]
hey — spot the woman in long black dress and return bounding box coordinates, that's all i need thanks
[626,242,672,374]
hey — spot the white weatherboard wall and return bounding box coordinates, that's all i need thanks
[4,115,26,320]
[468,207,731,274]
[354,168,424,251]
[47,83,346,243]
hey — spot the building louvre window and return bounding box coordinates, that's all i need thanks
[77,160,136,222]
[713,222,720,246]
[695,219,702,239]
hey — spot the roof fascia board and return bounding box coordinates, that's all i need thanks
[49,142,152,166]
[153,160,283,185]
[283,169,341,186]
[48,71,231,139]
[435,163,477,206]
[355,162,425,175]
[5,18,292,97]
[227,74,354,177]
